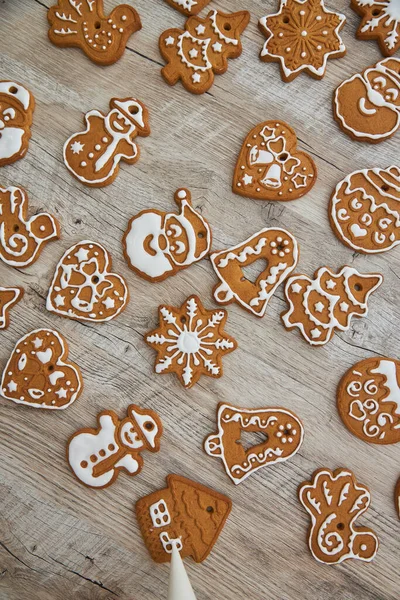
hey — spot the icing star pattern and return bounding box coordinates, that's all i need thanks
[259,0,346,82]
[145,295,237,388]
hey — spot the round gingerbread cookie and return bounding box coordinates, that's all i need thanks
[0,81,34,167]
[337,357,400,444]
[330,166,400,254]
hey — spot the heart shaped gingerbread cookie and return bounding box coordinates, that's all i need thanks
[47,241,129,322]
[1,329,82,409]
[233,121,317,201]
[204,403,304,484]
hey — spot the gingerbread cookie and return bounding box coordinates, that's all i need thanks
[0,286,23,329]
[48,0,141,66]
[337,357,400,444]
[282,266,383,346]
[204,403,304,485]
[352,0,400,57]
[145,295,237,389]
[47,241,129,322]
[0,81,34,167]
[330,166,400,254]
[334,58,400,144]
[122,188,211,282]
[136,475,232,563]
[233,121,317,201]
[163,0,212,17]
[159,9,250,95]
[0,185,60,268]
[395,478,400,518]
[211,228,299,317]
[259,0,346,82]
[64,97,150,187]
[1,329,82,410]
[299,468,379,564]
[68,404,162,488]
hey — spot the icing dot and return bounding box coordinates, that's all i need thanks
[271,241,277,247]
[108,18,112,23]
[278,192,283,196]
[237,182,241,187]
[51,400,56,405]
[285,47,291,52]
[88,39,92,43]
[16,349,20,354]
[66,381,71,385]
[277,237,282,242]
[256,188,261,192]
[300,10,305,15]
[360,544,367,551]
[288,437,293,443]
[301,30,307,37]
[40,225,46,231]
[289,188,293,192]
[119,28,123,33]
[84,34,89,39]
[316,15,322,21]
[301,51,307,58]
[107,32,112,37]
[80,161,87,167]
[282,437,287,443]
[20,396,24,400]
[177,190,187,199]
[283,240,289,245]
[121,15,127,21]
[102,46,107,50]
[317,45,322,50]
[88,153,94,158]
[95,34,99,39]
[323,30,328,35]
[278,32,284,37]
[102,137,108,143]
[272,249,277,255]
[292,429,297,435]
[93,44,97,48]
[95,144,101,150]
[241,165,245,170]
[112,24,117,29]
[276,431,282,437]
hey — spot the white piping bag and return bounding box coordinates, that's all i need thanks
[167,543,197,600]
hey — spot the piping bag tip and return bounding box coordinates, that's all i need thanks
[167,543,197,600]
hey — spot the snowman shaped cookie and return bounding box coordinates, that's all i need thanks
[64,96,150,187]
[0,81,34,167]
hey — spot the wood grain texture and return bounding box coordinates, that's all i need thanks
[0,1,400,598]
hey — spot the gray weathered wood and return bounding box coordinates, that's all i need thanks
[1,0,400,598]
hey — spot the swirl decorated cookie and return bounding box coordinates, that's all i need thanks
[281,266,383,346]
[47,241,129,322]
[330,166,400,254]
[0,81,34,167]
[204,403,304,484]
[159,9,250,94]
[211,228,299,317]
[136,475,232,563]
[145,295,237,388]
[48,0,141,65]
[337,357,400,444]
[1,329,82,410]
[259,0,346,82]
[299,468,378,564]
[0,186,60,268]
[233,121,317,201]
[123,188,212,282]
[352,0,400,57]
[68,404,162,488]
[334,58,400,144]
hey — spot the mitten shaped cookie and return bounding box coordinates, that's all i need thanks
[0,81,34,166]
[334,58,400,144]
[299,468,378,564]
[0,186,60,268]
[48,0,141,65]
[64,97,150,187]
[136,475,232,562]
[68,404,162,488]
[282,266,383,345]
[159,9,250,94]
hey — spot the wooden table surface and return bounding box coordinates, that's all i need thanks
[1,0,400,598]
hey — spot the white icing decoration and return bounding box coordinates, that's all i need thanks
[150,499,171,528]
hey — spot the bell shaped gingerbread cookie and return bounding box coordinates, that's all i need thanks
[334,58,400,143]
[205,403,304,485]
[1,329,82,409]
[0,286,23,329]
[136,475,232,562]
[259,0,346,82]
[352,0,400,57]
[233,121,317,201]
[47,241,129,322]
[0,81,34,167]
[211,228,299,317]
[145,295,237,388]
[123,188,211,282]
[48,1,141,66]
[159,9,250,95]
[0,186,60,268]
[330,166,400,254]
[299,468,379,564]
[337,357,400,444]
[68,404,162,488]
[282,266,383,346]
[163,0,212,17]
[64,97,150,187]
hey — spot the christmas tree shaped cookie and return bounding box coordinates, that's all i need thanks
[159,9,250,94]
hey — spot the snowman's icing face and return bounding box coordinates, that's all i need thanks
[119,419,144,450]
[365,70,400,108]
[165,207,210,266]
[108,109,133,136]
[0,97,29,160]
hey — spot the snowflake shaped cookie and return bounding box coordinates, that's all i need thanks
[259,0,346,82]
[352,0,400,56]
[145,295,237,388]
